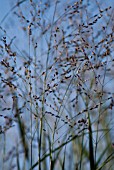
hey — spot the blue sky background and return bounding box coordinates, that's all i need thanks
[0,0,114,145]
[0,0,114,139]
[0,0,114,169]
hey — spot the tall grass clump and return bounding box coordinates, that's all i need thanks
[0,0,114,169]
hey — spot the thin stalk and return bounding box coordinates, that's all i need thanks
[88,113,95,170]
[28,25,33,169]
[79,131,84,170]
